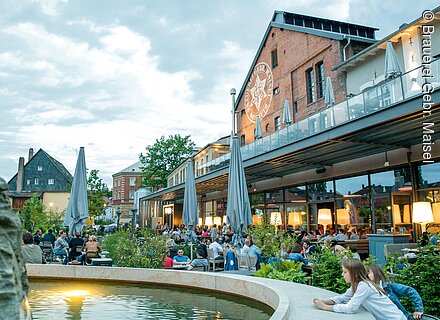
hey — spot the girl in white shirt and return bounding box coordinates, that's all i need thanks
[313,259,406,320]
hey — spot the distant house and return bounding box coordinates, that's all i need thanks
[8,148,73,211]
[112,161,143,222]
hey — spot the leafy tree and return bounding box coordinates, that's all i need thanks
[87,169,109,217]
[20,194,47,231]
[139,134,196,190]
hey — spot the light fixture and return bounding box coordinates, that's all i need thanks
[213,216,222,226]
[315,166,326,174]
[318,208,332,231]
[205,216,213,226]
[336,208,350,225]
[252,214,260,225]
[223,215,228,224]
[270,212,282,226]
[412,201,434,232]
[288,211,302,226]
[198,218,203,225]
[432,203,440,223]
[384,152,390,167]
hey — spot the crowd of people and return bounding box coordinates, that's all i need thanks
[21,228,102,265]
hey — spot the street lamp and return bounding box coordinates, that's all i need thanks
[116,207,121,231]
[130,208,138,239]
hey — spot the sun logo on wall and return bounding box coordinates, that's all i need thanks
[245,62,273,123]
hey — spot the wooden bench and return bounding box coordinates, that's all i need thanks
[337,239,369,259]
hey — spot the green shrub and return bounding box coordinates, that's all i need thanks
[255,260,308,284]
[103,230,167,268]
[386,245,440,317]
[248,224,295,258]
[310,245,349,294]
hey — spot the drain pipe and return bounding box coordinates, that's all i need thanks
[343,36,351,61]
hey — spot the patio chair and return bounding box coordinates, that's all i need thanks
[248,255,258,272]
[207,248,224,271]
[84,250,100,265]
[236,253,249,271]
[421,315,440,320]
[40,241,54,263]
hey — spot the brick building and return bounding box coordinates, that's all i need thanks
[112,161,143,222]
[235,11,377,144]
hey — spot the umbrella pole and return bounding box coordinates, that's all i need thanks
[190,242,193,260]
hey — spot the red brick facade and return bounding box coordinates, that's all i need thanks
[236,27,349,144]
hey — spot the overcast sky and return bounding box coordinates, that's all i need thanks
[0,0,437,186]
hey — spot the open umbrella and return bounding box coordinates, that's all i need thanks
[384,41,401,80]
[63,147,89,235]
[324,76,335,107]
[255,115,263,140]
[282,99,292,125]
[226,136,252,247]
[182,159,198,243]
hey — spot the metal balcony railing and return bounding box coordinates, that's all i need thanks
[199,58,440,176]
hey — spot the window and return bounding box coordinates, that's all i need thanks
[129,177,136,186]
[294,101,298,113]
[129,190,135,200]
[26,179,30,185]
[271,49,278,68]
[316,62,325,99]
[274,116,281,131]
[265,123,270,132]
[240,134,246,146]
[306,68,315,104]
[273,87,280,95]
[241,109,246,116]
[37,165,43,171]
[48,178,54,185]
[34,178,39,185]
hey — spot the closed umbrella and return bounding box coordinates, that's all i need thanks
[282,99,292,125]
[63,147,89,236]
[384,41,401,79]
[255,115,263,140]
[324,76,335,107]
[226,136,252,247]
[182,159,198,244]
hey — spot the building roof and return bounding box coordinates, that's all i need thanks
[333,5,440,71]
[235,10,378,108]
[113,161,142,176]
[7,148,73,184]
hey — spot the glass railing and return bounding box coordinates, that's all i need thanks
[199,58,440,176]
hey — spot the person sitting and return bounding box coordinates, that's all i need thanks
[197,238,208,259]
[43,229,56,246]
[54,231,69,264]
[77,235,102,264]
[163,251,174,269]
[22,232,45,264]
[366,264,424,320]
[172,249,190,267]
[301,239,316,259]
[313,259,406,319]
[33,229,43,246]
[187,249,208,271]
[334,229,348,241]
[68,232,85,262]
[209,237,223,260]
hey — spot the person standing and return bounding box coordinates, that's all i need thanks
[313,259,406,320]
[43,229,56,246]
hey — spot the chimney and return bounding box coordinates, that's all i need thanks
[28,148,34,162]
[17,157,25,193]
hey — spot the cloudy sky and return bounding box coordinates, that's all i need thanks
[0,0,437,186]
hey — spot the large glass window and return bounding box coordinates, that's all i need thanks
[274,117,281,131]
[370,171,394,232]
[335,175,370,234]
[316,62,325,99]
[418,162,440,189]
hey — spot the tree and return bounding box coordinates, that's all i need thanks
[20,194,47,231]
[139,134,196,190]
[87,169,109,217]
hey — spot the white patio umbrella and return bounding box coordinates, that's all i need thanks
[255,115,263,140]
[182,159,198,244]
[384,41,402,79]
[63,147,89,235]
[324,76,335,107]
[282,99,292,125]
